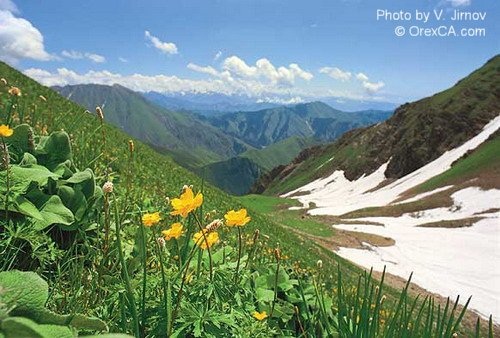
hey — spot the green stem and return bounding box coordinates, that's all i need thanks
[154,229,171,338]
[270,255,280,317]
[113,195,140,337]
[2,137,10,222]
[139,217,147,338]
[193,213,213,281]
[235,227,242,281]
[171,245,199,334]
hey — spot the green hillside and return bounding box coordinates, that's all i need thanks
[241,136,317,171]
[198,137,317,195]
[54,84,250,168]
[205,101,392,148]
[261,55,500,195]
[0,61,492,337]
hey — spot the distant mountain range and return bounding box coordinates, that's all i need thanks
[53,84,392,195]
[202,102,392,149]
[144,91,279,116]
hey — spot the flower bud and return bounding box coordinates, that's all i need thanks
[205,219,223,232]
[274,248,281,261]
[96,106,104,121]
[316,260,323,269]
[102,181,114,194]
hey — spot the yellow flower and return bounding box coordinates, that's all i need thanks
[193,230,219,249]
[0,125,14,138]
[142,212,161,227]
[253,311,268,321]
[8,86,21,96]
[224,208,251,227]
[170,187,203,218]
[162,222,184,240]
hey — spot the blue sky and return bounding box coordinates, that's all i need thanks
[1,0,498,105]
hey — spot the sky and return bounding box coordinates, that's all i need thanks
[0,0,498,106]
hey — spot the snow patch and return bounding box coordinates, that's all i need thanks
[284,114,500,216]
[334,187,500,322]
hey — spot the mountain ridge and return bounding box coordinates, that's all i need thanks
[258,55,500,195]
[53,83,251,168]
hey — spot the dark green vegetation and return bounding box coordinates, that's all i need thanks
[203,101,392,148]
[55,85,391,195]
[53,84,249,168]
[1,60,495,337]
[260,55,500,195]
[197,137,317,195]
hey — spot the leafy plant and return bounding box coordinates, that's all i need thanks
[0,270,131,338]
[1,124,102,233]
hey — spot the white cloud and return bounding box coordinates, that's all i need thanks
[187,63,221,77]
[221,55,313,85]
[223,56,257,77]
[356,72,369,82]
[85,53,105,63]
[214,50,222,61]
[362,81,385,94]
[118,57,128,63]
[23,58,386,102]
[0,9,54,64]
[23,66,314,99]
[354,72,385,94]
[61,50,83,59]
[319,67,352,82]
[145,30,178,55]
[61,50,105,63]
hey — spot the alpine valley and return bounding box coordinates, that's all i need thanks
[54,85,392,194]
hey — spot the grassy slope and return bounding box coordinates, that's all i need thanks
[240,136,316,171]
[263,55,500,195]
[0,60,373,303]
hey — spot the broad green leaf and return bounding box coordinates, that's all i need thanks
[0,317,74,338]
[32,195,75,230]
[35,311,107,332]
[52,160,74,178]
[64,169,92,184]
[57,186,87,221]
[83,335,134,338]
[0,165,59,195]
[19,153,38,166]
[0,270,48,314]
[255,288,274,303]
[10,195,43,220]
[35,132,72,171]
